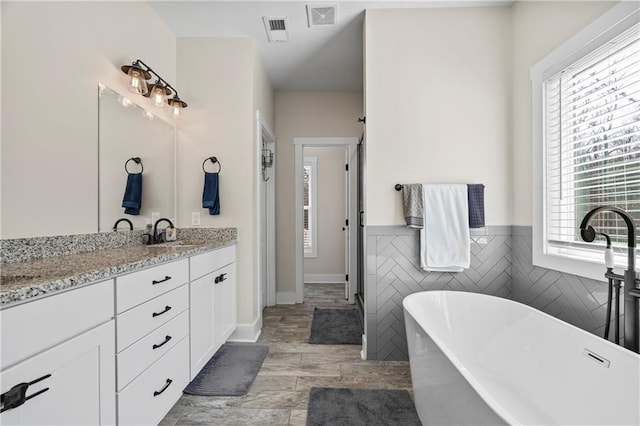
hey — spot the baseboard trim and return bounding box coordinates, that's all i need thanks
[276,292,297,305]
[228,316,262,342]
[304,273,345,284]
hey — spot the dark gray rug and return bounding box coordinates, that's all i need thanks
[306,388,422,426]
[183,342,268,396]
[309,308,362,344]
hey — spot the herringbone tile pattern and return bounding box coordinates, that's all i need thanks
[511,232,616,338]
[366,226,619,361]
[367,230,512,360]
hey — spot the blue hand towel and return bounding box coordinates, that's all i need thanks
[122,173,142,215]
[202,172,220,215]
[467,184,485,228]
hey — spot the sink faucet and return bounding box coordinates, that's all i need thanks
[112,218,134,231]
[150,218,175,244]
[580,206,640,353]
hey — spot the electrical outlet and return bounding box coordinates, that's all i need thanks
[151,212,160,224]
[191,212,201,226]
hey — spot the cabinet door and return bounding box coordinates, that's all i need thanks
[189,271,216,379]
[0,321,115,425]
[214,263,237,347]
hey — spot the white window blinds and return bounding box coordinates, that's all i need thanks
[545,23,640,248]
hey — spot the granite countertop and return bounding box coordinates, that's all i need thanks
[0,237,236,308]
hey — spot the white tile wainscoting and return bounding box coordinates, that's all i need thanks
[365,226,612,360]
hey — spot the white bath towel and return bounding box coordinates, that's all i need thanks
[420,184,471,272]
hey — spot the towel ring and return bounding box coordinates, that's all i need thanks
[125,157,143,174]
[202,156,221,173]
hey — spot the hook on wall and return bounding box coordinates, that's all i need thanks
[202,156,221,173]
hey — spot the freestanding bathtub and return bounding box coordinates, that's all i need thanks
[403,291,640,426]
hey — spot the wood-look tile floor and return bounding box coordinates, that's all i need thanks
[160,284,412,425]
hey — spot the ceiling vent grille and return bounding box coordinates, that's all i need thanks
[263,16,290,42]
[307,4,338,27]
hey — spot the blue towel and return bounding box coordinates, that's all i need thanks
[122,173,142,215]
[467,184,485,228]
[202,172,220,215]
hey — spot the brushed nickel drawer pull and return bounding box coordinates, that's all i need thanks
[153,378,173,397]
[152,276,172,285]
[152,305,172,318]
[152,335,172,350]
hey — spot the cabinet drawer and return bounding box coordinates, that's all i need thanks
[116,259,188,314]
[116,284,188,352]
[116,310,189,391]
[117,337,189,426]
[190,245,235,281]
[1,280,114,370]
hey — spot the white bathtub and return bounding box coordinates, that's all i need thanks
[403,291,640,426]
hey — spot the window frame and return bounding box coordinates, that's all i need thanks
[531,2,640,281]
[303,156,318,258]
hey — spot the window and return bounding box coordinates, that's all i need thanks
[532,3,640,280]
[303,157,318,257]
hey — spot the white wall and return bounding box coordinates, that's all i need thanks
[364,7,512,226]
[1,1,176,238]
[511,0,615,226]
[303,147,346,276]
[275,91,363,294]
[176,37,274,328]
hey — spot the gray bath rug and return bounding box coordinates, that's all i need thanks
[183,342,268,396]
[306,388,421,426]
[309,308,362,345]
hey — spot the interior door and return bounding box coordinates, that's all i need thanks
[260,137,268,310]
[357,134,365,312]
[344,148,350,300]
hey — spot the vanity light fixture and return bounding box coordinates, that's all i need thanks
[121,59,187,117]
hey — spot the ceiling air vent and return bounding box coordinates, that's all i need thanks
[307,4,338,27]
[263,16,290,42]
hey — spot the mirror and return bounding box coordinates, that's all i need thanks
[98,85,175,231]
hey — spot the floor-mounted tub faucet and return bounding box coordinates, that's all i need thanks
[580,206,640,353]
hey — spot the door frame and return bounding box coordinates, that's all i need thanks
[256,111,276,312]
[294,137,358,304]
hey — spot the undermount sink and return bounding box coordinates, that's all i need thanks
[148,241,196,248]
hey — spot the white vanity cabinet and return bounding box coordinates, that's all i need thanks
[189,245,237,379]
[115,258,190,426]
[0,280,116,425]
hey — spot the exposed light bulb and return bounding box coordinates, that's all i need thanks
[127,68,148,95]
[152,86,166,108]
[172,105,181,118]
